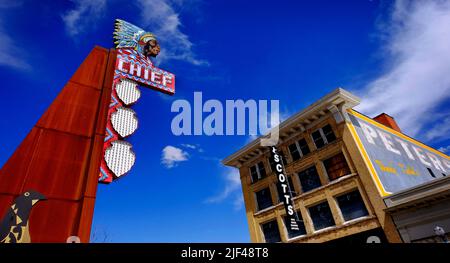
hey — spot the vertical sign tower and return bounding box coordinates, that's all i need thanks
[0,20,175,242]
[99,20,175,183]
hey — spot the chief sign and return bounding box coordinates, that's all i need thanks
[348,110,450,196]
[99,19,175,183]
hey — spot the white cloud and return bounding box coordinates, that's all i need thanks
[0,3,29,69]
[161,145,189,168]
[61,0,106,37]
[425,114,450,142]
[232,194,244,211]
[205,168,242,210]
[137,0,207,65]
[181,143,204,153]
[438,145,450,154]
[356,0,450,140]
[181,143,197,149]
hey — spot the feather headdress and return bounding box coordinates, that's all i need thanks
[113,19,157,55]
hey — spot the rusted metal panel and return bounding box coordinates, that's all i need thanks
[75,197,97,242]
[71,46,109,89]
[37,82,101,137]
[95,49,116,136]
[85,135,105,198]
[22,129,92,200]
[0,46,116,243]
[27,199,80,243]
[0,196,14,223]
[0,128,41,194]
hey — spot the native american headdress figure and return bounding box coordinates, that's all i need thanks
[113,19,160,58]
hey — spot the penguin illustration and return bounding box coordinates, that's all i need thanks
[0,190,46,243]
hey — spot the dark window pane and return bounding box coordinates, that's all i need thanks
[322,124,336,143]
[269,157,275,171]
[312,130,325,149]
[427,168,436,178]
[258,162,266,178]
[298,166,322,193]
[289,143,301,161]
[277,177,296,203]
[284,215,306,238]
[255,188,273,210]
[250,166,258,182]
[309,201,335,230]
[288,177,296,197]
[298,139,310,155]
[279,150,287,165]
[336,191,369,221]
[324,153,351,181]
[261,220,281,243]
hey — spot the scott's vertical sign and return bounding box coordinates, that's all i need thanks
[270,146,301,231]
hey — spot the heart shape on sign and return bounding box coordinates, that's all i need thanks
[111,107,138,138]
[104,141,136,178]
[115,79,141,105]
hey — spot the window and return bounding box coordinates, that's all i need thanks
[250,162,266,183]
[277,177,297,203]
[269,151,287,171]
[288,138,310,162]
[308,201,335,231]
[261,220,281,243]
[336,190,369,222]
[323,153,351,181]
[255,187,273,211]
[312,124,336,149]
[427,167,436,178]
[284,214,306,238]
[297,166,322,193]
[288,143,301,161]
[322,124,336,143]
[311,130,325,149]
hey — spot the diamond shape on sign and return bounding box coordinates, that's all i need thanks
[111,107,138,138]
[115,79,141,105]
[104,141,136,178]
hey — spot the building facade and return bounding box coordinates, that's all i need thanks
[223,88,449,243]
[384,176,450,243]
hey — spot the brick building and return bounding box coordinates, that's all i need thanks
[222,88,450,243]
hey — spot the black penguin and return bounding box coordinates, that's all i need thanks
[0,190,46,243]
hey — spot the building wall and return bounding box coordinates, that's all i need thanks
[393,200,450,242]
[384,176,450,243]
[238,113,402,243]
[342,114,403,242]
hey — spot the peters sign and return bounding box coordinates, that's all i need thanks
[347,110,450,196]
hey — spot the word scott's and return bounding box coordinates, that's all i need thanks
[270,146,300,231]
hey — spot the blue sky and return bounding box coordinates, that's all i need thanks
[1,0,450,242]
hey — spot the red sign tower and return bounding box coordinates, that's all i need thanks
[0,20,175,243]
